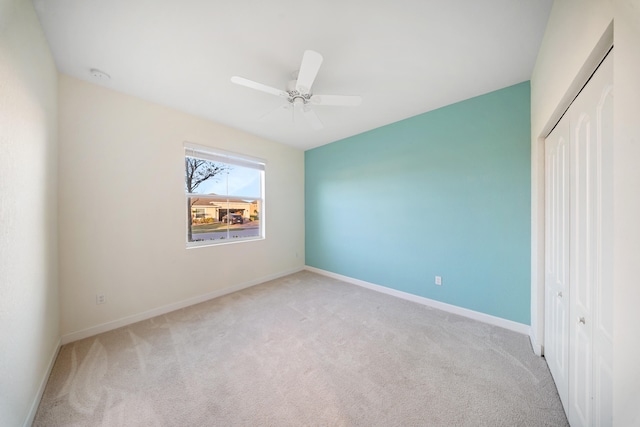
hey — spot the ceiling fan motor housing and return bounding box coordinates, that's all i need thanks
[287,79,311,104]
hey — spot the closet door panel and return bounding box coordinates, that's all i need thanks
[592,56,614,427]
[567,52,613,427]
[544,116,570,412]
[569,111,594,427]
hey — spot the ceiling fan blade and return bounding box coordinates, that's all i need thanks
[301,105,324,130]
[231,76,288,98]
[295,50,323,94]
[310,94,362,107]
[258,103,291,122]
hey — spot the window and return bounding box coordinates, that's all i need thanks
[185,143,265,247]
[193,208,206,219]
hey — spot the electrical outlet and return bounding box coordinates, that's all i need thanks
[96,293,106,305]
[435,276,442,286]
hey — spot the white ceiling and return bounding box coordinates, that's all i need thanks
[33,0,553,150]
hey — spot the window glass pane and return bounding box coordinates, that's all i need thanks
[188,197,261,243]
[184,156,228,194]
[186,157,261,198]
[185,156,229,195]
[225,164,261,197]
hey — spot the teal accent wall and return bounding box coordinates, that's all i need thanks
[305,82,531,324]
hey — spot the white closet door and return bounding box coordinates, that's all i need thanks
[544,113,571,412]
[544,51,613,427]
[591,59,614,427]
[568,51,613,427]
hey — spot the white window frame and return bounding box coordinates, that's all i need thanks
[184,142,265,248]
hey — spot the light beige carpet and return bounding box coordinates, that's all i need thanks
[34,270,568,426]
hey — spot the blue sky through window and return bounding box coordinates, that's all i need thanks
[194,163,261,198]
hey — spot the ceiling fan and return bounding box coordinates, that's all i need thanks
[231,50,362,130]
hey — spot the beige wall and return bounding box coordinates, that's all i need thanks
[531,0,640,424]
[611,2,640,424]
[0,0,60,425]
[58,75,305,339]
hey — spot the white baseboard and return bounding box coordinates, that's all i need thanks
[24,337,61,427]
[529,331,543,356]
[61,267,304,345]
[305,266,531,336]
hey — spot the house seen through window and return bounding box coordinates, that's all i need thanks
[185,143,264,246]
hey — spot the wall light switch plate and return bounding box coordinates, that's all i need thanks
[435,276,442,286]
